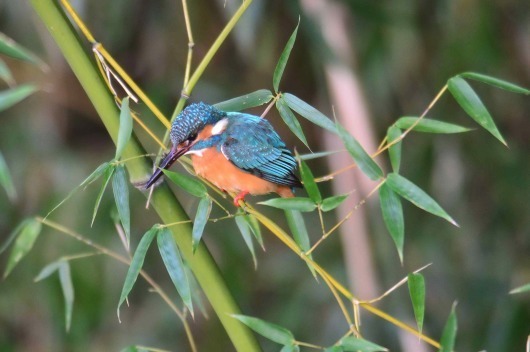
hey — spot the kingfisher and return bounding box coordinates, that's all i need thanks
[145,102,302,206]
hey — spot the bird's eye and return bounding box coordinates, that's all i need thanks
[188,133,197,141]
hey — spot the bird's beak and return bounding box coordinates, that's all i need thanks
[144,142,193,189]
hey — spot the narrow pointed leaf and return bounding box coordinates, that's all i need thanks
[231,314,295,345]
[192,197,212,253]
[280,345,300,352]
[214,89,274,112]
[298,150,342,161]
[157,228,193,314]
[460,72,530,95]
[0,220,28,255]
[273,20,299,93]
[0,58,15,85]
[186,266,209,319]
[112,165,130,247]
[339,336,388,351]
[386,173,458,227]
[448,76,506,145]
[299,158,321,203]
[337,122,383,180]
[395,117,472,134]
[0,84,38,112]
[285,210,316,277]
[0,151,16,201]
[244,214,264,249]
[408,273,425,334]
[235,216,257,268]
[117,225,158,318]
[259,197,316,212]
[321,194,349,212]
[283,93,337,133]
[115,97,133,160]
[439,303,458,352]
[34,260,63,282]
[509,282,530,294]
[161,169,207,198]
[4,218,41,278]
[324,347,343,352]
[387,126,402,172]
[0,33,47,69]
[276,97,309,148]
[92,164,116,226]
[379,183,404,262]
[58,261,74,331]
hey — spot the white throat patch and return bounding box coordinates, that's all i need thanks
[211,118,229,135]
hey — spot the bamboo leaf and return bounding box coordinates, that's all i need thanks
[283,93,337,133]
[231,314,295,345]
[192,197,212,253]
[408,273,425,334]
[157,228,193,314]
[112,165,130,247]
[439,303,458,352]
[299,158,321,204]
[0,58,14,86]
[115,97,133,160]
[0,33,47,69]
[92,164,116,226]
[273,20,299,93]
[214,89,274,112]
[285,210,316,277]
[386,173,458,227]
[460,72,530,95]
[386,126,402,173]
[339,336,388,351]
[235,216,257,268]
[280,345,300,352]
[323,347,343,352]
[379,183,404,263]
[58,261,74,331]
[395,117,472,134]
[337,122,383,180]
[3,218,42,278]
[244,214,264,249]
[34,260,63,282]
[259,197,317,212]
[0,151,16,201]
[0,84,38,112]
[298,150,342,161]
[448,76,506,145]
[161,169,207,198]
[509,282,530,294]
[276,97,309,149]
[117,225,158,319]
[321,194,349,212]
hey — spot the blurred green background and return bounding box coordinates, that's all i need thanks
[1,0,529,351]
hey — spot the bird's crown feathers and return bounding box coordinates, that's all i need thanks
[170,102,227,144]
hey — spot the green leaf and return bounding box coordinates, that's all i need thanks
[283,93,337,133]
[92,164,116,226]
[3,218,42,278]
[395,117,472,134]
[299,158,321,203]
[0,33,47,69]
[324,347,343,352]
[0,84,38,113]
[231,314,295,345]
[259,197,317,212]
[285,210,316,277]
[298,150,342,161]
[0,58,14,86]
[321,194,348,212]
[235,216,257,268]
[276,97,309,149]
[115,97,133,160]
[58,261,74,331]
[112,165,130,247]
[117,225,158,319]
[157,228,193,314]
[509,282,530,294]
[34,260,63,282]
[339,336,388,351]
[386,173,458,227]
[244,214,264,249]
[161,169,207,198]
[438,303,458,352]
[460,72,530,95]
[448,76,506,145]
[214,89,274,112]
[192,197,212,253]
[273,20,299,93]
[337,122,383,180]
[386,126,402,173]
[0,151,16,201]
[379,183,404,263]
[408,273,425,334]
[280,345,300,352]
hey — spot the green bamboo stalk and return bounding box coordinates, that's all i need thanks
[29,0,260,350]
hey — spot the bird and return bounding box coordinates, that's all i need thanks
[145,102,302,206]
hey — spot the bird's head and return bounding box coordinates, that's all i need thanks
[144,102,227,189]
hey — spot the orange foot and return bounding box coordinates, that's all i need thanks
[233,191,249,207]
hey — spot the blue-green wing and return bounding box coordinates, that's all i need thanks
[221,113,301,187]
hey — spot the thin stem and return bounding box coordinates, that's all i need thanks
[181,0,194,87]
